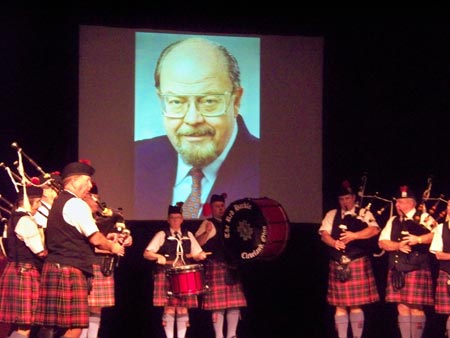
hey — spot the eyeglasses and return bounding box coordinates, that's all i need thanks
[159,91,233,118]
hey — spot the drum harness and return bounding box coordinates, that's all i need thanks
[170,231,186,267]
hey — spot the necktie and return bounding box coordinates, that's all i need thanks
[183,168,203,219]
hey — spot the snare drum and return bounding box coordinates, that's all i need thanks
[166,264,206,297]
[222,197,290,264]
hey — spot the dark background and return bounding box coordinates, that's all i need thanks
[1,7,450,338]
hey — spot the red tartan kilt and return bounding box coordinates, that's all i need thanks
[88,263,115,308]
[385,268,434,305]
[0,262,40,325]
[327,256,380,306]
[435,270,450,314]
[201,261,247,310]
[34,262,89,328]
[0,253,10,338]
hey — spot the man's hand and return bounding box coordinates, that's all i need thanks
[111,242,125,256]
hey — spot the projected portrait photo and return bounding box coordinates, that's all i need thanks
[79,26,323,223]
[134,33,261,220]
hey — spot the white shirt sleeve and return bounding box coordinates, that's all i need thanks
[145,231,165,252]
[62,197,99,237]
[379,216,395,241]
[195,219,209,237]
[318,209,337,235]
[34,201,51,228]
[15,215,45,254]
[194,219,216,241]
[430,223,443,253]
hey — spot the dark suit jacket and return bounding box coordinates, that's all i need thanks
[134,115,260,220]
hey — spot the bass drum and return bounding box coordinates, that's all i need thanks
[222,197,290,264]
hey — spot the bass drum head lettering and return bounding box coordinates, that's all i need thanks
[222,197,290,265]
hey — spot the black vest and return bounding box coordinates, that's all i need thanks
[6,210,43,270]
[200,217,225,262]
[440,221,450,274]
[45,191,96,276]
[158,228,193,264]
[328,208,368,261]
[388,215,431,271]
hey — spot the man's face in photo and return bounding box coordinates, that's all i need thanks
[159,40,241,168]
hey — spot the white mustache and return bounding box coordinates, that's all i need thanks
[177,126,215,137]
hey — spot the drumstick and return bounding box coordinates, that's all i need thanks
[164,252,212,264]
[186,252,213,258]
[162,255,174,266]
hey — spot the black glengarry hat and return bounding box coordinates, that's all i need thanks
[338,180,354,197]
[395,185,416,200]
[168,202,183,215]
[210,193,227,204]
[61,160,95,180]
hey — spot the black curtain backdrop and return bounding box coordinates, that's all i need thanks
[2,10,450,208]
[1,8,450,338]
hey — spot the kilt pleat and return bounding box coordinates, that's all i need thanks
[34,262,89,328]
[327,256,380,306]
[385,268,434,306]
[201,261,247,310]
[434,270,450,313]
[88,263,115,308]
[0,262,40,325]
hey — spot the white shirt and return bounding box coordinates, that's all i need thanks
[14,207,45,254]
[145,229,203,256]
[318,206,380,235]
[430,222,445,253]
[195,218,217,242]
[34,200,51,228]
[62,190,99,237]
[379,209,435,241]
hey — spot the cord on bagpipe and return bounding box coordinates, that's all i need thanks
[355,172,394,220]
[10,142,63,193]
[354,172,394,258]
[412,175,444,231]
[1,142,63,212]
[415,176,449,225]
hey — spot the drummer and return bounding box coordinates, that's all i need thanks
[195,193,247,338]
[143,202,207,338]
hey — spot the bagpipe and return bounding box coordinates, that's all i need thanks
[414,175,447,227]
[0,194,13,220]
[396,175,445,240]
[94,201,130,238]
[87,190,131,277]
[355,172,394,223]
[1,141,63,199]
[0,142,64,255]
[350,172,395,257]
